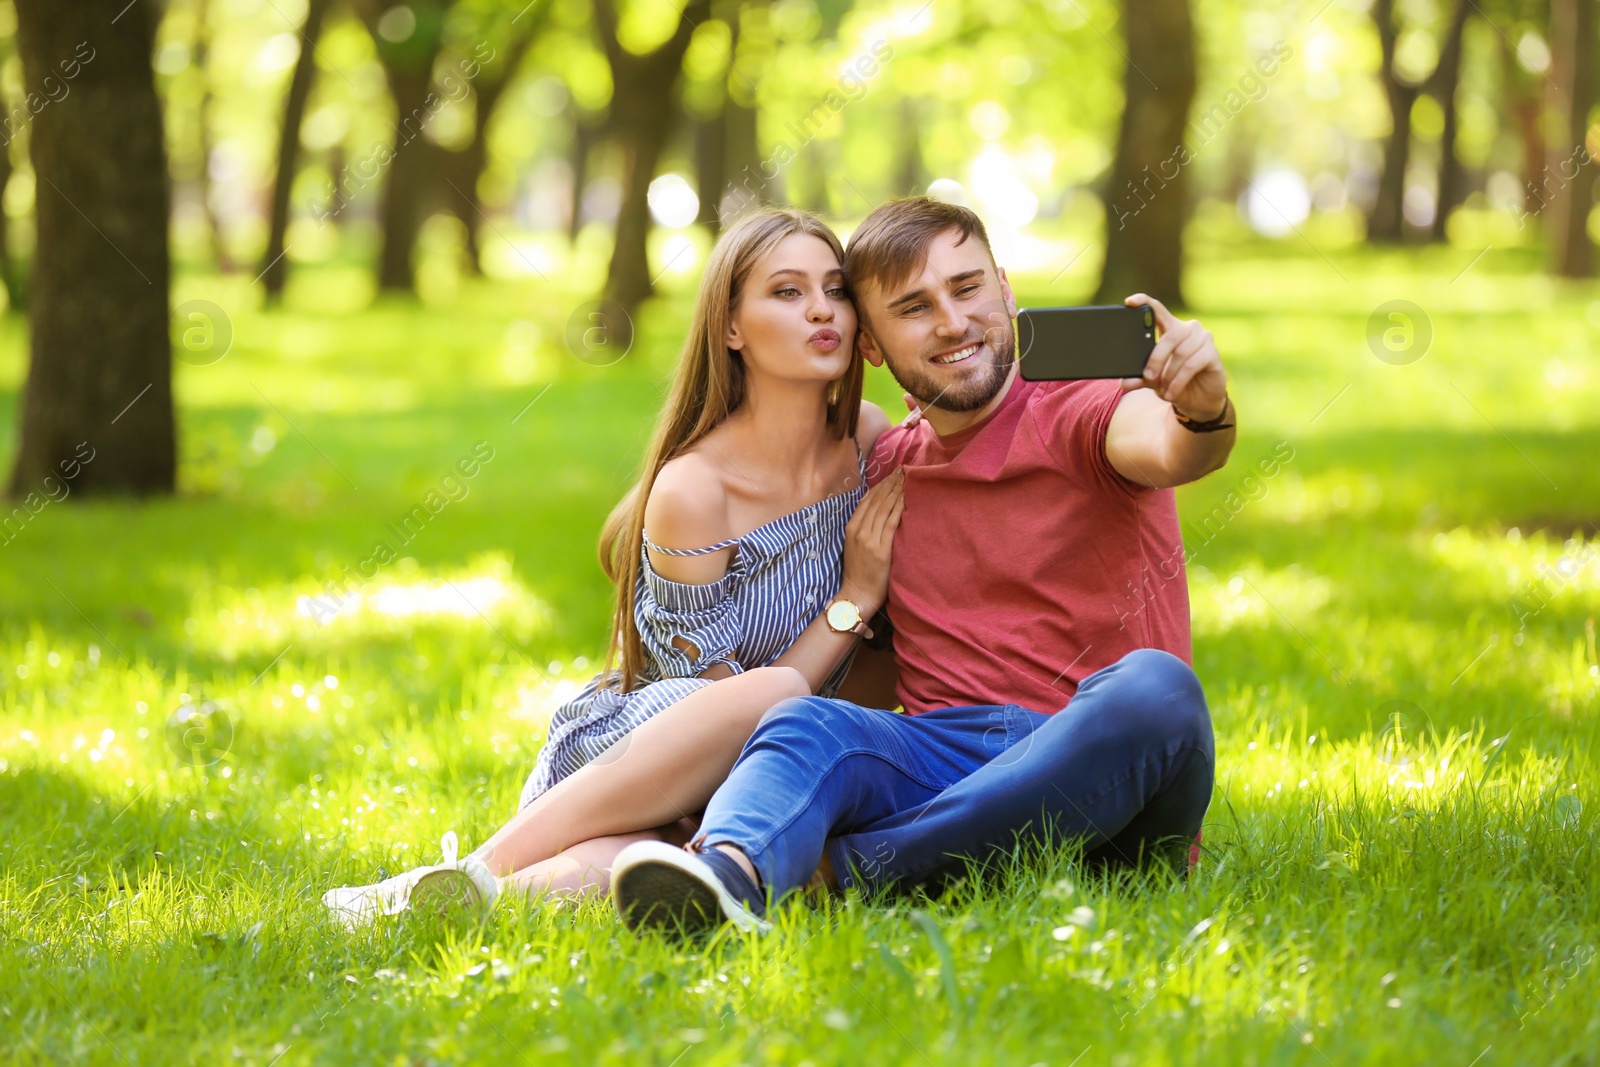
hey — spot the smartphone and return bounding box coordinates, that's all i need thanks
[1017,305,1156,381]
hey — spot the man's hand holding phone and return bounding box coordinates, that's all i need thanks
[1119,293,1229,424]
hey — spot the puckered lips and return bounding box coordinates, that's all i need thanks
[808,327,842,352]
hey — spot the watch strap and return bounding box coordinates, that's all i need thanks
[1174,393,1234,433]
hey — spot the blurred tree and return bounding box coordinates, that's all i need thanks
[351,0,452,292]
[726,85,759,207]
[693,3,761,234]
[693,102,726,229]
[440,2,548,275]
[594,0,714,325]
[192,0,231,271]
[1368,0,1418,241]
[1095,0,1196,305]
[794,138,831,213]
[566,107,603,242]
[0,23,22,313]
[1425,0,1473,242]
[1544,0,1595,276]
[0,123,15,313]
[261,0,332,300]
[8,0,173,497]
[893,97,929,199]
[1369,0,1472,242]
[1496,21,1548,206]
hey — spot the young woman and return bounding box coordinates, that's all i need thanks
[324,208,906,924]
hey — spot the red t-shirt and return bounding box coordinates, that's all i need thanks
[866,375,1192,715]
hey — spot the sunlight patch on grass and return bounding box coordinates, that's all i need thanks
[184,555,555,660]
[296,573,517,623]
[502,672,589,726]
[1253,470,1387,524]
[1190,564,1335,634]
[1219,714,1577,813]
[1425,527,1600,628]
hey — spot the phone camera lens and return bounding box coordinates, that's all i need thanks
[1143,308,1154,327]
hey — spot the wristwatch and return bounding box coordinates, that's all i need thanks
[825,597,874,639]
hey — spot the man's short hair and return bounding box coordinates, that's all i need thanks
[844,197,994,311]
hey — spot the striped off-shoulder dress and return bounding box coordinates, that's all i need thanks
[517,439,867,810]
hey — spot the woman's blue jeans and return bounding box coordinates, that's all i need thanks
[695,648,1215,898]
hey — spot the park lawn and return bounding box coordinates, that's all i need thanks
[1,232,1598,1065]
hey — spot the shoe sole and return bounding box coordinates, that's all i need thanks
[611,841,769,936]
[409,868,484,918]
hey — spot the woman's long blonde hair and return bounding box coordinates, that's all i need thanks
[597,208,864,693]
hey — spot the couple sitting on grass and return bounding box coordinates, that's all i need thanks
[325,196,1237,934]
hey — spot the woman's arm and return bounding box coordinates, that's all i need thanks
[770,401,902,692]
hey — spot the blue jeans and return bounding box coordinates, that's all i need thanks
[695,648,1215,898]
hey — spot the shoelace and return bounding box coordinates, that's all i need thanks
[439,831,459,867]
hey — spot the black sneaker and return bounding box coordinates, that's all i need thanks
[611,840,770,935]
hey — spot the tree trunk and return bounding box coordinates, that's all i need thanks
[1429,87,1462,242]
[1095,0,1197,305]
[1426,0,1472,242]
[1545,0,1596,277]
[0,25,15,311]
[604,79,673,314]
[373,62,438,292]
[596,0,715,319]
[694,103,728,232]
[449,134,487,275]
[1368,0,1417,242]
[261,0,331,300]
[696,15,762,232]
[1219,120,1255,206]
[193,0,230,272]
[722,89,761,218]
[446,21,542,275]
[894,98,929,196]
[351,0,448,294]
[8,0,173,497]
[1369,87,1416,239]
[0,114,18,313]
[567,112,599,242]
[793,139,831,214]
[1498,32,1547,207]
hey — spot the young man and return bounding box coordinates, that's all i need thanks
[610,197,1237,933]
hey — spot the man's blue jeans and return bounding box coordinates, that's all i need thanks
[695,648,1215,898]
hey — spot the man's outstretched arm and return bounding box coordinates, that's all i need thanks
[1104,293,1237,489]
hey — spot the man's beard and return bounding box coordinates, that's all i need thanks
[884,324,1017,414]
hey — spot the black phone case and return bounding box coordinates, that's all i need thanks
[1017,305,1156,381]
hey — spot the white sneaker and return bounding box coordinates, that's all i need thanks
[322,831,500,928]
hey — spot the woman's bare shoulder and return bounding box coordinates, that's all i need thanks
[642,449,734,584]
[856,399,893,453]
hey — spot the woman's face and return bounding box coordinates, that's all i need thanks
[726,233,857,386]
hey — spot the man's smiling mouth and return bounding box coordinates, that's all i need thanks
[931,343,981,365]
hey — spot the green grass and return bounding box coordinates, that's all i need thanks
[2,233,1599,1065]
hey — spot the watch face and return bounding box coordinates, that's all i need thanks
[827,600,860,630]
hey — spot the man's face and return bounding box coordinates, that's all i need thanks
[856,228,1018,413]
